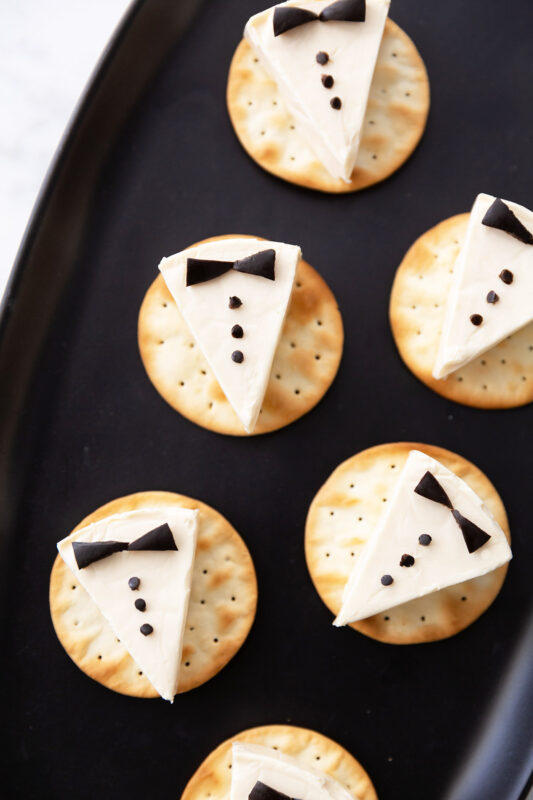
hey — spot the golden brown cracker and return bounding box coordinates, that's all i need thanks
[305,442,510,644]
[138,235,344,435]
[50,491,257,697]
[390,213,533,408]
[227,19,429,193]
[181,725,378,800]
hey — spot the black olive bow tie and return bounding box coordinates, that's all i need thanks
[414,471,491,553]
[73,523,178,569]
[186,248,276,286]
[274,0,365,37]
[481,197,533,244]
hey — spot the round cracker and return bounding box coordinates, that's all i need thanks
[50,491,257,697]
[227,19,430,193]
[138,235,344,435]
[181,725,378,800]
[390,213,533,408]
[305,442,510,645]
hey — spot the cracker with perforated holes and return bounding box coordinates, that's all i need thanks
[50,491,257,697]
[226,18,429,193]
[181,725,378,800]
[390,213,533,408]
[305,442,510,644]
[138,236,343,435]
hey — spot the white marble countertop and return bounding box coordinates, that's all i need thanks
[0,0,133,300]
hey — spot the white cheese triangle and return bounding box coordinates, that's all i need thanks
[433,193,533,379]
[159,238,300,433]
[57,506,198,701]
[334,450,512,626]
[231,743,360,800]
[245,0,390,182]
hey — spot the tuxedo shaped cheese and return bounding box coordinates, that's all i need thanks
[159,238,300,433]
[433,193,533,379]
[58,506,198,701]
[245,0,390,182]
[334,450,511,626]
[231,743,360,800]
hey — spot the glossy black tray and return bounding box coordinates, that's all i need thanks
[1,1,532,798]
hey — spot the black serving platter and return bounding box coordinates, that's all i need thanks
[1,1,533,798]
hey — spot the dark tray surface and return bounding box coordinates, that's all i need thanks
[1,1,532,799]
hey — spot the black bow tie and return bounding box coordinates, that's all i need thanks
[414,471,491,553]
[186,248,276,286]
[274,0,365,36]
[73,523,178,569]
[481,197,533,245]
[249,782,293,800]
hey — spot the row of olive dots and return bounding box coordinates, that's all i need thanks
[380,533,432,586]
[128,576,153,636]
[315,51,342,109]
[469,268,513,326]
[229,295,244,362]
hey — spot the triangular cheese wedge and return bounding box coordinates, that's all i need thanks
[245,0,390,182]
[58,506,198,701]
[433,193,533,379]
[231,743,360,800]
[334,450,511,626]
[159,238,300,433]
